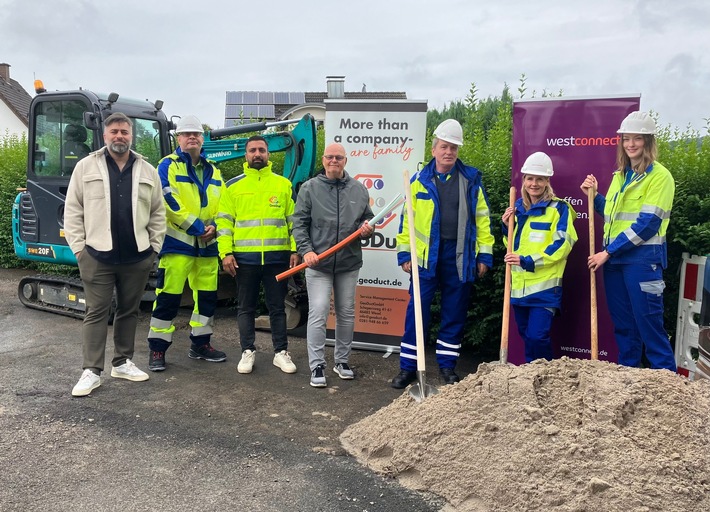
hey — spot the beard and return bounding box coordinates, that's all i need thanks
[109,142,130,154]
[249,157,265,170]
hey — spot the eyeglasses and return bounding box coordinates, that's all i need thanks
[323,155,345,161]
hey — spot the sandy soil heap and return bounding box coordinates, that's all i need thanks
[340,357,710,512]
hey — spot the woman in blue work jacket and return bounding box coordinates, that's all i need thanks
[502,152,577,362]
[580,111,676,371]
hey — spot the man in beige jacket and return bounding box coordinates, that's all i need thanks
[64,112,166,397]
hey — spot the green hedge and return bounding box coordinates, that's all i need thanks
[0,131,28,268]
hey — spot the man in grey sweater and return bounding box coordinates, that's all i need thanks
[292,143,374,387]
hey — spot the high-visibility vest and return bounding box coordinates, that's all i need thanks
[396,158,494,282]
[602,161,674,268]
[216,162,296,265]
[505,197,577,308]
[158,148,223,257]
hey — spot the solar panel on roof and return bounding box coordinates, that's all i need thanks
[226,91,242,104]
[225,105,243,117]
[259,105,275,118]
[241,105,259,118]
[290,92,305,103]
[258,92,274,104]
[243,91,258,104]
[274,92,290,104]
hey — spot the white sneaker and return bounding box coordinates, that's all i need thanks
[72,369,101,397]
[273,350,297,374]
[237,349,256,374]
[111,359,149,382]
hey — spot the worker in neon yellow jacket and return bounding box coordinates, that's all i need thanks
[503,152,577,362]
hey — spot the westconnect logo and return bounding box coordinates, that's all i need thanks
[546,135,620,147]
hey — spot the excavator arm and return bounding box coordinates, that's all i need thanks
[202,114,317,192]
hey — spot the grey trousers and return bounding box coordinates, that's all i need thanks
[77,251,154,372]
[305,268,359,371]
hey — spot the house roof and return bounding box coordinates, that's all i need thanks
[0,73,32,127]
[225,90,407,126]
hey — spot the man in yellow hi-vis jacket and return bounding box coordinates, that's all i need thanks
[147,115,226,372]
[217,136,301,376]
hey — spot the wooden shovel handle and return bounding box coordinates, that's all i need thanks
[588,187,599,360]
[499,186,516,363]
[403,171,427,373]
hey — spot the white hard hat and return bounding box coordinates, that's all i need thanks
[521,152,554,177]
[175,115,204,134]
[617,111,656,135]
[433,119,464,146]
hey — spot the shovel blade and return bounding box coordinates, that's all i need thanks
[409,383,439,402]
[408,371,439,402]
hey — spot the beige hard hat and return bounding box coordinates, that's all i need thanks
[433,119,464,146]
[175,115,204,134]
[617,111,656,135]
[521,152,554,177]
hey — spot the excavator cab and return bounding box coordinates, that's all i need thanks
[12,89,173,316]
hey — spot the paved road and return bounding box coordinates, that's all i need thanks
[0,268,482,511]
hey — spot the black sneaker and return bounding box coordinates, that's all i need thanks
[439,367,460,385]
[391,370,417,389]
[148,350,166,372]
[188,343,227,362]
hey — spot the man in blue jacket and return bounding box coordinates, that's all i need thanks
[392,119,494,388]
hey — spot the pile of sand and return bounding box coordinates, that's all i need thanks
[340,357,710,511]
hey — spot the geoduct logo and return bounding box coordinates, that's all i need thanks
[353,173,386,190]
[269,196,281,208]
[546,134,621,147]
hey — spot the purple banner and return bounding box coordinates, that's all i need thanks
[510,96,640,365]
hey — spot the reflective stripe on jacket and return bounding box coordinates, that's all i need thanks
[593,161,674,268]
[158,147,223,257]
[396,158,494,282]
[503,197,577,308]
[216,161,296,265]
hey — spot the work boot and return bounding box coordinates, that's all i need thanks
[148,350,166,372]
[439,367,460,385]
[391,370,417,389]
[273,350,297,373]
[237,349,256,374]
[188,343,227,362]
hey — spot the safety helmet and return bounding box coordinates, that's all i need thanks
[521,152,554,177]
[433,119,464,146]
[175,115,204,134]
[617,111,656,135]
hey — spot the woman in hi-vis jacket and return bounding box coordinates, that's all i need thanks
[580,111,676,371]
[503,151,577,362]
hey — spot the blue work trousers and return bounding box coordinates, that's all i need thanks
[603,262,676,371]
[513,305,554,363]
[400,240,472,372]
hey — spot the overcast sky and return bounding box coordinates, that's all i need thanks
[2,0,708,132]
